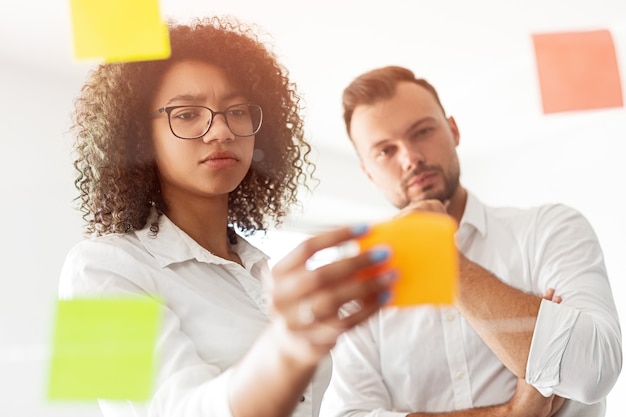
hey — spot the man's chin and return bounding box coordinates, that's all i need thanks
[410,192,445,205]
[394,187,448,209]
[395,196,434,210]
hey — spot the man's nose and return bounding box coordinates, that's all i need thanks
[400,144,425,171]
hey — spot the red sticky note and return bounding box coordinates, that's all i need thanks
[532,29,623,114]
[357,212,458,307]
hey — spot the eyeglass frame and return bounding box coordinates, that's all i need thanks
[151,102,263,139]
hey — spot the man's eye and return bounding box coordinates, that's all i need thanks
[413,127,434,138]
[378,147,393,157]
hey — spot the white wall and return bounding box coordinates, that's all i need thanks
[0,63,96,414]
[0,1,624,416]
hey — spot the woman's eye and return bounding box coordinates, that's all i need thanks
[228,109,248,118]
[174,111,199,120]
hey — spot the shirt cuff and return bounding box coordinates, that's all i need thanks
[148,366,235,417]
[211,368,235,417]
[526,299,580,396]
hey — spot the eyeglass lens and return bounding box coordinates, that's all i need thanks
[168,103,262,138]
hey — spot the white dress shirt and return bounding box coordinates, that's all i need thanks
[59,212,331,417]
[321,192,622,417]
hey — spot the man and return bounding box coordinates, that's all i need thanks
[322,66,622,416]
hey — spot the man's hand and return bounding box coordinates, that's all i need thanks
[505,378,565,417]
[502,288,564,417]
[542,288,562,304]
[395,199,449,218]
[404,378,565,417]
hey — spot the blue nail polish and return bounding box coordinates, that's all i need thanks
[351,223,369,237]
[369,247,390,263]
[378,291,391,305]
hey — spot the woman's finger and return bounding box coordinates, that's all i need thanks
[301,269,397,324]
[271,245,391,310]
[271,224,370,277]
[290,297,388,348]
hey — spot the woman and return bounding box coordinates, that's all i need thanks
[59,16,395,417]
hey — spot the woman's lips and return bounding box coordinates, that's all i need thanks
[200,151,238,168]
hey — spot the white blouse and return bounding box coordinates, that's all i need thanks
[59,213,331,417]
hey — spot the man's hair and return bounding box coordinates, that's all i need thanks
[342,65,446,139]
[72,16,314,237]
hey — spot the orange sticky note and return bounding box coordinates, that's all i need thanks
[70,0,171,63]
[357,212,458,307]
[532,30,623,114]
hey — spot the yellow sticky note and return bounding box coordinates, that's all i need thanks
[69,0,171,62]
[357,212,458,307]
[48,297,162,400]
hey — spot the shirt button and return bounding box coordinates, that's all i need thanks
[299,396,306,402]
[455,371,465,379]
[446,313,456,321]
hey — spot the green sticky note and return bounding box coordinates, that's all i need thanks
[48,297,162,401]
[69,0,171,62]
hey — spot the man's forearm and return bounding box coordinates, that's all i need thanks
[454,254,542,377]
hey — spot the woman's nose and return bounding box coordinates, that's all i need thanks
[202,114,234,143]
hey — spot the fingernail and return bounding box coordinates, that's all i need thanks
[369,246,391,263]
[378,270,398,284]
[350,223,369,237]
[378,291,391,305]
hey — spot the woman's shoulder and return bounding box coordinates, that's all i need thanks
[67,232,149,260]
[59,232,159,298]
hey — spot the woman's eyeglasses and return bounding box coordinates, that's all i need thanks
[152,103,263,139]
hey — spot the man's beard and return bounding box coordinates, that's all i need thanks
[400,162,460,207]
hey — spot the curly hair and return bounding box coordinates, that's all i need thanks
[72,16,315,238]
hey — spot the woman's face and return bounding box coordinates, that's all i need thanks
[150,60,256,207]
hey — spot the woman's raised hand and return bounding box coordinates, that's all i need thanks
[270,224,396,364]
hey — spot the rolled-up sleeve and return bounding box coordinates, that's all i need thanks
[526,205,622,404]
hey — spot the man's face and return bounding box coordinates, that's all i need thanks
[349,81,461,210]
